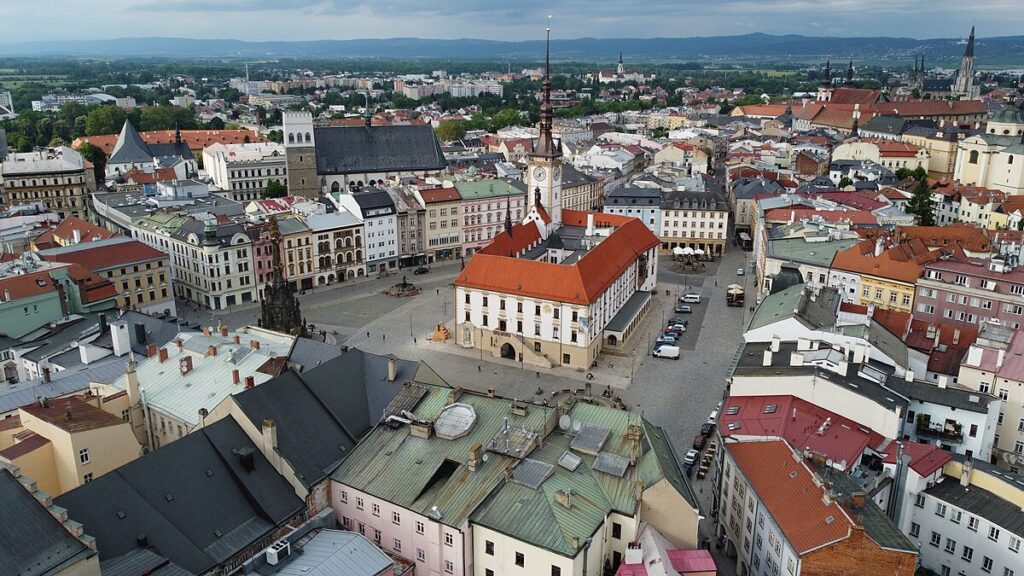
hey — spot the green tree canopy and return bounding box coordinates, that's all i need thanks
[84,105,127,136]
[262,179,287,199]
[907,179,936,226]
[435,119,467,142]
[77,142,107,182]
[139,105,199,131]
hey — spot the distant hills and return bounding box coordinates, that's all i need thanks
[1,33,1023,65]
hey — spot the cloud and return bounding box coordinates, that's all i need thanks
[0,0,1020,43]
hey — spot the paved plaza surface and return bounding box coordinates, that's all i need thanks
[186,242,752,572]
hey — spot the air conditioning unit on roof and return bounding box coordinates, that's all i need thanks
[265,539,291,565]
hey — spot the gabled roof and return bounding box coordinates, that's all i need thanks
[40,238,166,271]
[32,216,117,249]
[55,417,305,575]
[21,396,126,434]
[107,121,153,166]
[727,440,854,555]
[313,125,446,175]
[882,442,951,477]
[0,468,96,576]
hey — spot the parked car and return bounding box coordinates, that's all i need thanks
[683,448,699,466]
[668,324,687,332]
[701,422,716,438]
[737,268,745,276]
[413,266,430,275]
[652,345,680,359]
[692,434,706,450]
[674,305,693,314]
[707,410,719,424]
[664,326,685,335]
[680,293,701,303]
[656,335,678,346]
[666,318,689,327]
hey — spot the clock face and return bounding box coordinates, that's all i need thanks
[533,167,546,181]
[553,167,561,180]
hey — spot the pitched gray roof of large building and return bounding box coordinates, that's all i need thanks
[926,473,1024,536]
[0,468,96,576]
[108,121,154,166]
[55,417,305,575]
[313,125,446,175]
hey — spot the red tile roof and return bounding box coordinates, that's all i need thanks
[0,431,50,460]
[763,208,878,226]
[457,213,659,305]
[839,302,869,315]
[32,217,117,250]
[122,167,178,185]
[73,129,261,155]
[42,240,167,271]
[64,264,118,303]
[735,103,790,117]
[828,88,883,105]
[806,192,886,211]
[891,224,991,253]
[831,238,945,283]
[881,442,951,477]
[21,396,125,433]
[419,187,462,204]
[720,395,885,472]
[0,269,59,301]
[727,440,854,554]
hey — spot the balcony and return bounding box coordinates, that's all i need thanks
[915,415,963,443]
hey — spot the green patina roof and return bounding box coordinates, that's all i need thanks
[453,179,527,200]
[767,238,859,268]
[136,211,188,233]
[748,283,805,331]
[331,386,697,558]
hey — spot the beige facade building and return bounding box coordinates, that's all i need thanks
[561,164,604,212]
[0,146,92,220]
[0,396,141,497]
[954,132,1024,194]
[901,128,960,178]
[417,187,463,262]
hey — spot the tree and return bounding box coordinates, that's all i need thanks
[487,108,527,131]
[139,105,198,131]
[838,176,854,188]
[84,105,127,135]
[435,120,467,142]
[907,179,936,226]
[77,142,107,182]
[262,179,287,199]
[266,130,283,144]
[207,116,225,130]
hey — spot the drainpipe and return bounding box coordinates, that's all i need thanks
[140,386,155,452]
[582,537,593,576]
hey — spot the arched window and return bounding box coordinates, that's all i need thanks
[336,255,344,266]
[318,241,330,253]
[346,252,354,263]
[305,132,311,143]
[330,181,340,193]
[969,150,979,164]
[288,133,295,144]
[1009,155,1015,165]
[335,239,344,250]
[355,249,363,261]
[345,237,352,248]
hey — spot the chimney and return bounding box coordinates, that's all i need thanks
[98,312,108,336]
[179,356,193,376]
[555,488,573,509]
[852,343,865,364]
[175,338,183,350]
[126,356,140,405]
[262,419,278,451]
[203,326,211,337]
[145,343,157,358]
[232,369,240,385]
[219,325,228,337]
[232,335,240,345]
[387,356,397,382]
[586,213,595,236]
[904,369,914,382]
[937,374,949,389]
[207,345,217,357]
[467,443,483,472]
[238,447,255,472]
[72,228,81,244]
[762,350,773,366]
[134,323,147,345]
[850,491,867,508]
[960,458,973,486]
[244,376,255,389]
[770,335,780,353]
[42,367,51,383]
[250,339,260,350]
[157,348,168,363]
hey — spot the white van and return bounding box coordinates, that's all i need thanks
[680,293,701,304]
[652,345,680,359]
[707,410,719,424]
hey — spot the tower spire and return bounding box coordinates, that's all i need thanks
[504,184,513,233]
[534,15,558,159]
[965,25,975,58]
[823,60,831,85]
[846,60,854,86]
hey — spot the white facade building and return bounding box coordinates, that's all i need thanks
[203,142,287,202]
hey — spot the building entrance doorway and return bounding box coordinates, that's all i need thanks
[500,343,516,359]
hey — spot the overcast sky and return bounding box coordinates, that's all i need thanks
[0,0,1019,43]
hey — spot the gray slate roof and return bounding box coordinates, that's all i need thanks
[108,121,154,166]
[926,474,1024,536]
[0,356,127,415]
[100,549,194,576]
[268,530,392,576]
[55,417,305,575]
[0,468,97,576]
[230,349,419,489]
[313,125,446,175]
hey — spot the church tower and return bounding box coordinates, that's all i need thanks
[817,60,832,102]
[952,26,979,100]
[526,18,563,226]
[283,111,320,199]
[617,52,625,75]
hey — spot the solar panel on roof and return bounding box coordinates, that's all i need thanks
[570,423,611,455]
[593,452,630,477]
[558,451,581,472]
[511,458,554,489]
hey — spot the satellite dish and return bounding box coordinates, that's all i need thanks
[558,415,572,430]
[482,453,489,462]
[572,421,582,432]
[826,458,834,468]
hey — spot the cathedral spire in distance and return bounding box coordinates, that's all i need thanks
[965,25,975,58]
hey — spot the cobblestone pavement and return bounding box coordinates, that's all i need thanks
[183,247,753,573]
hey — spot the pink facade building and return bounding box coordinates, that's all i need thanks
[913,257,1024,329]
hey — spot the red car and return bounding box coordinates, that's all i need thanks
[692,434,706,451]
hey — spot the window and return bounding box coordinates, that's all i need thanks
[340,490,348,503]
[990,526,1001,542]
[1015,441,1024,454]
[444,560,454,574]
[79,448,90,464]
[1004,569,1015,576]
[356,497,364,510]
[417,548,426,562]
[969,516,979,531]
[1011,536,1022,553]
[552,567,561,576]
[945,538,957,554]
[982,556,993,572]
[373,529,381,543]
[936,502,947,517]
[392,511,401,524]
[931,531,942,547]
[485,540,494,555]
[485,571,493,576]
[515,552,525,567]
[962,545,974,562]
[915,494,926,508]
[910,522,920,537]
[83,473,93,483]
[372,503,380,516]
[357,523,365,535]
[444,532,454,547]
[416,521,424,535]
[393,538,402,552]
[951,509,962,524]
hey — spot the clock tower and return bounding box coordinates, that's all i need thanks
[526,18,563,226]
